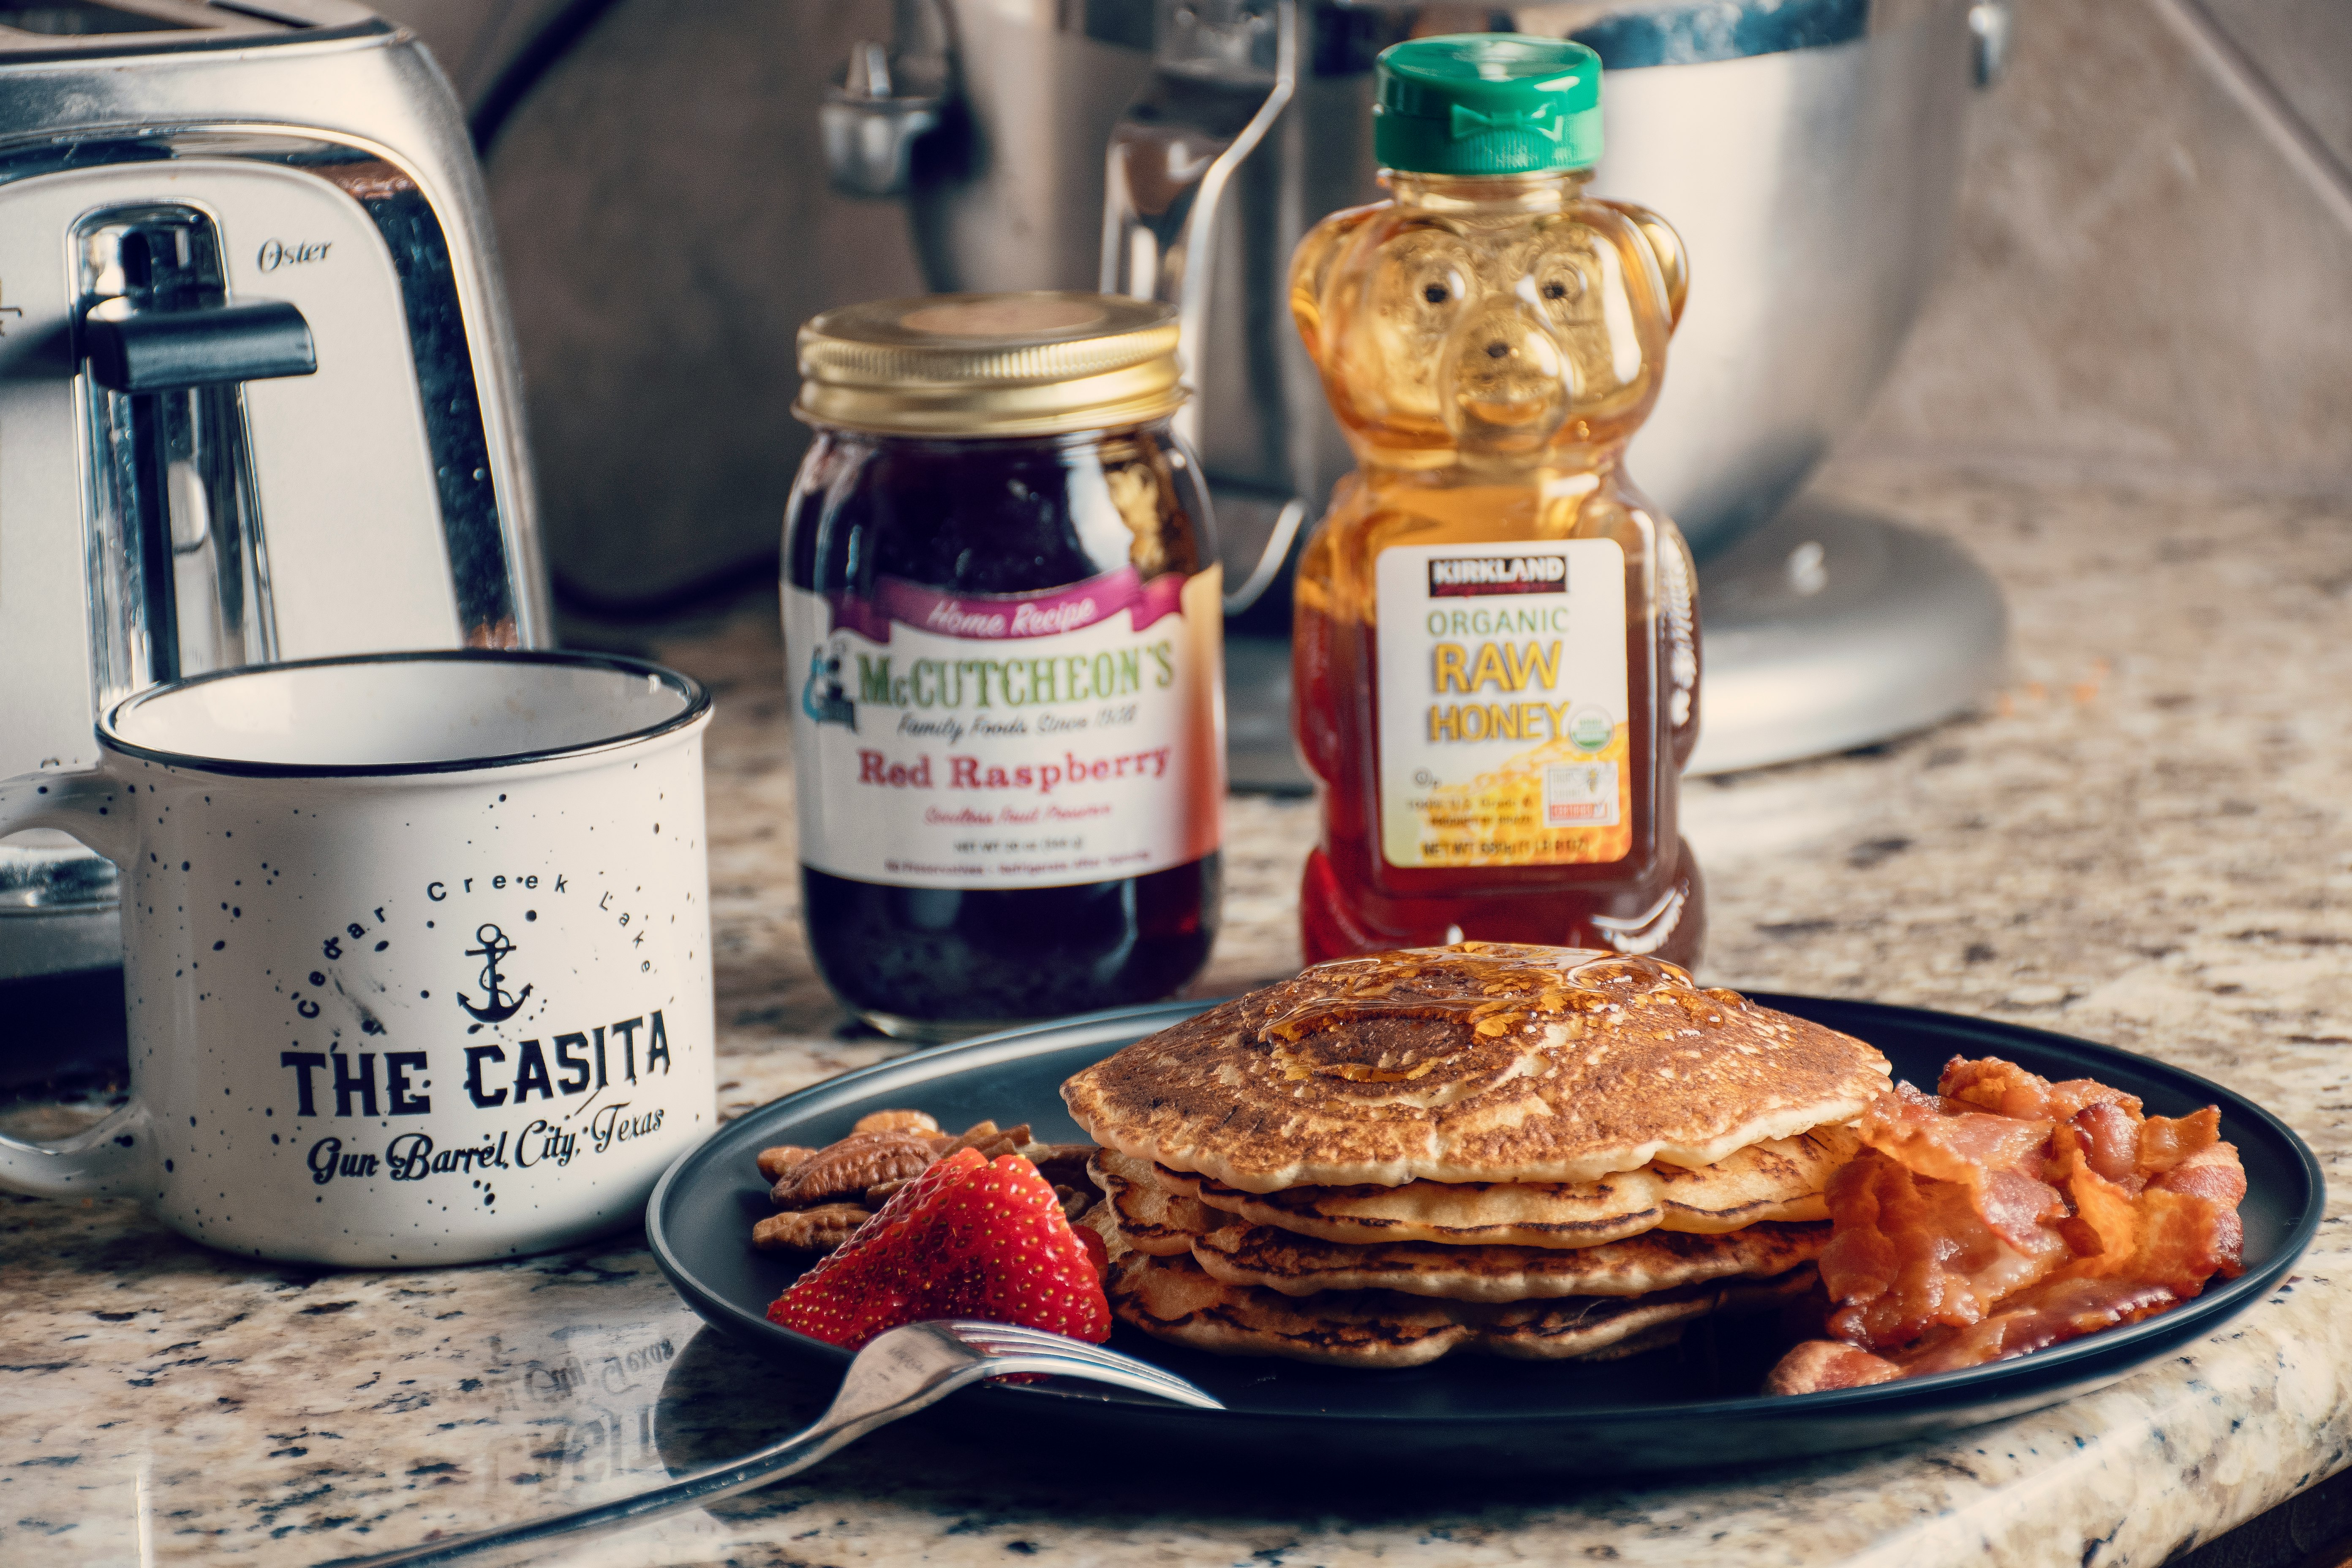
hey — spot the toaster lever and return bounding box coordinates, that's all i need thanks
[82,299,317,395]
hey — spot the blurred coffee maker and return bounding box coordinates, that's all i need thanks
[821,0,2011,785]
[0,1,547,998]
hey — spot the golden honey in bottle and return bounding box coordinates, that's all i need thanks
[1289,35,1702,966]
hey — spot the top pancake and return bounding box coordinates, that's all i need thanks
[1061,943,1891,1191]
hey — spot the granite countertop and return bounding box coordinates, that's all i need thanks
[4,461,2349,1565]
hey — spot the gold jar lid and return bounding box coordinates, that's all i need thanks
[795,292,1184,437]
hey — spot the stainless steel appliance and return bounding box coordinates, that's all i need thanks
[823,0,2010,782]
[0,0,549,985]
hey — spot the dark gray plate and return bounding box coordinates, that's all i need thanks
[646,995,2322,1475]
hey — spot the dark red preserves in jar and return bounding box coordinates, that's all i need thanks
[784,293,1225,1040]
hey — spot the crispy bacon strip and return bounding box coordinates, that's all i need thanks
[1854,1082,2065,1250]
[1764,1339,1901,1395]
[1772,1273,2183,1392]
[1819,1149,2070,1349]
[2046,1106,2244,1288]
[1940,1055,2140,1123]
[1770,1056,2247,1395]
[1895,1274,2180,1376]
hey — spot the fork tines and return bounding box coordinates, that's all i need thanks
[945,1320,1102,1351]
[940,1320,1222,1408]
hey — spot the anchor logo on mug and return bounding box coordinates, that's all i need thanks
[460,923,532,1024]
[0,651,718,1266]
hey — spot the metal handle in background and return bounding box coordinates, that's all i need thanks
[82,299,317,393]
[1221,494,1309,616]
[75,207,289,695]
[819,27,948,198]
[1100,0,1297,452]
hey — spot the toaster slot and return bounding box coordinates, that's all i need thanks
[74,204,315,705]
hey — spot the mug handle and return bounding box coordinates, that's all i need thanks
[0,770,153,1198]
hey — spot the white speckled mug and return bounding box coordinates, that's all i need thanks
[0,651,716,1265]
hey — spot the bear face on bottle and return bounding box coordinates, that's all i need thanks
[1293,181,1685,470]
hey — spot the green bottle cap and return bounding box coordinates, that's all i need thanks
[1373,34,1603,176]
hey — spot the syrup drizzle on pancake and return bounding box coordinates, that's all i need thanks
[1063,942,1893,1190]
[1263,944,1737,1048]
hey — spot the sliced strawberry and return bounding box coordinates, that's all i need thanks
[1073,1218,1109,1281]
[769,1148,1112,1350]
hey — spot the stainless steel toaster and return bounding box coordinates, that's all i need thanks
[0,0,549,984]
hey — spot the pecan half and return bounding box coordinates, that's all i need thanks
[934,1119,998,1151]
[752,1203,873,1252]
[864,1177,914,1206]
[852,1108,940,1136]
[772,1130,938,1207]
[940,1122,1032,1160]
[1052,1183,1095,1222]
[755,1145,819,1184]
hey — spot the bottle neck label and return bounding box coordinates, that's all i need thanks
[1374,539,1630,868]
[786,566,1224,889]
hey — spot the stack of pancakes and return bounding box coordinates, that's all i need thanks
[1061,944,1892,1367]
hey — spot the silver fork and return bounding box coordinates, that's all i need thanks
[321,1321,1220,1568]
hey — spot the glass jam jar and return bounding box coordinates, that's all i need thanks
[784,293,1225,1040]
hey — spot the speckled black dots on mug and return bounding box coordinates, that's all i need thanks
[0,653,719,1266]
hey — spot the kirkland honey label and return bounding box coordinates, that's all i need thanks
[1374,539,1629,868]
[785,566,1222,889]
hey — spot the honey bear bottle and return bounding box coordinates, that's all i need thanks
[1289,34,1703,967]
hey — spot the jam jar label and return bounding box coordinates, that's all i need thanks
[786,566,1224,888]
[1373,539,1630,868]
